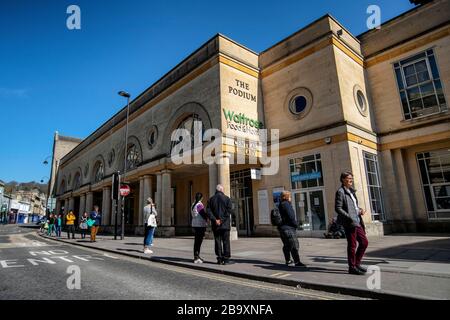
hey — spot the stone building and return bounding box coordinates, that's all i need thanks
[52,0,450,237]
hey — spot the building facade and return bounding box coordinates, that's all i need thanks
[52,0,450,237]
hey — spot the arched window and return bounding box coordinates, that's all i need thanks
[93,161,104,183]
[73,172,81,190]
[170,113,203,153]
[126,143,142,170]
[59,180,66,194]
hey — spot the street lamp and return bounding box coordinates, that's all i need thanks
[40,176,50,220]
[118,90,131,240]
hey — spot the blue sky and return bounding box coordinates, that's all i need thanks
[0,0,415,184]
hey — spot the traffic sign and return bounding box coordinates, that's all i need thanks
[119,185,130,197]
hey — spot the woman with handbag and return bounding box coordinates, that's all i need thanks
[191,192,208,263]
[79,212,88,239]
[143,197,157,254]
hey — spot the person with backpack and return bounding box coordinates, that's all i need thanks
[143,197,157,254]
[275,191,305,267]
[191,192,208,263]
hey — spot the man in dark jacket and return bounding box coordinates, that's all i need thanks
[207,184,233,265]
[335,171,368,275]
[278,191,306,267]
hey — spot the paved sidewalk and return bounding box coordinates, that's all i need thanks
[39,231,450,300]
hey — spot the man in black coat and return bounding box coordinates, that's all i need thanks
[335,171,369,275]
[207,184,233,265]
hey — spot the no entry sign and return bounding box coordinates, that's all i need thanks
[119,185,131,197]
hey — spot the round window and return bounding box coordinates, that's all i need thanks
[147,126,158,149]
[357,90,367,112]
[285,87,313,119]
[353,85,368,117]
[292,96,307,114]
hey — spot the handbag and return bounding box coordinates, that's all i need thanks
[148,214,157,227]
[79,222,88,229]
[87,218,95,227]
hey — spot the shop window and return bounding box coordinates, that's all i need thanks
[363,152,385,221]
[394,49,447,120]
[289,154,323,189]
[417,149,450,220]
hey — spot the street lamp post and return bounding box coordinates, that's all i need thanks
[118,90,131,240]
[40,177,50,220]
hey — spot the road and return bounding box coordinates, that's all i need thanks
[0,225,357,300]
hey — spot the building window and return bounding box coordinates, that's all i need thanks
[170,114,203,154]
[108,149,115,168]
[417,149,450,220]
[93,161,104,183]
[363,152,385,221]
[73,172,81,190]
[147,126,158,149]
[353,85,369,117]
[289,154,323,189]
[126,143,142,170]
[394,49,447,120]
[286,87,313,119]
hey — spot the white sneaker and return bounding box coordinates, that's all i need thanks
[144,249,153,254]
[194,258,203,264]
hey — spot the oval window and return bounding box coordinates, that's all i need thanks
[290,96,308,115]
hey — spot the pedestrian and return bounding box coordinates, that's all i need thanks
[90,205,102,242]
[206,184,233,265]
[191,192,208,263]
[79,212,88,239]
[47,214,55,236]
[55,214,62,237]
[66,210,76,239]
[143,197,157,254]
[335,171,369,275]
[277,191,305,267]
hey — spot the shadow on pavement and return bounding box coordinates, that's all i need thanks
[365,238,450,262]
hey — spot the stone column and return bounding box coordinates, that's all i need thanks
[102,187,111,226]
[64,199,69,215]
[161,170,173,227]
[209,163,218,199]
[68,197,75,212]
[85,192,94,214]
[217,153,231,196]
[140,175,153,226]
[79,194,86,220]
[55,200,62,216]
[139,176,145,226]
[155,172,162,213]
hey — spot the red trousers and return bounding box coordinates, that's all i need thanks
[344,226,368,268]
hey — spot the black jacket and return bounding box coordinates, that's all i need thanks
[278,200,298,231]
[335,186,365,230]
[206,191,233,231]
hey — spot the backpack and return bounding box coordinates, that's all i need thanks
[271,206,283,227]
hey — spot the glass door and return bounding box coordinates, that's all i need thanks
[293,189,327,235]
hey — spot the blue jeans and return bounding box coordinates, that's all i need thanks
[144,225,155,247]
[55,225,62,237]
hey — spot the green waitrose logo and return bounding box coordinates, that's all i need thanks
[223,109,264,129]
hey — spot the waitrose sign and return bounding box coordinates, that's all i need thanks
[223,109,264,129]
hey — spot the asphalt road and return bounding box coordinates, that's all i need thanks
[0,225,355,300]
